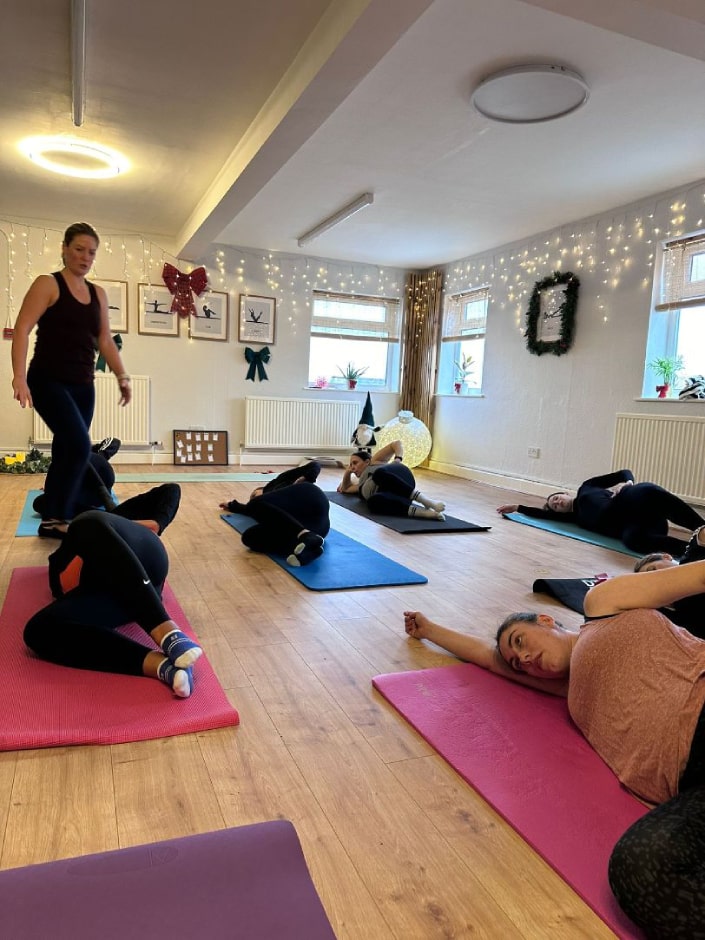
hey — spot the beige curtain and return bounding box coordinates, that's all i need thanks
[399,268,443,446]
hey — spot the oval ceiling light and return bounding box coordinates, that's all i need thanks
[18,136,129,179]
[472,65,589,124]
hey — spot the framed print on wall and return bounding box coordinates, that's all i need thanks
[137,284,179,337]
[238,294,276,345]
[93,279,128,332]
[189,290,229,341]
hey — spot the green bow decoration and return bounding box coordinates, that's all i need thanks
[96,334,123,373]
[245,346,270,381]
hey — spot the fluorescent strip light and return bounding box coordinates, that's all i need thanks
[297,193,374,248]
[71,0,87,127]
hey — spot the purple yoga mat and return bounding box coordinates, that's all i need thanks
[0,821,336,939]
[373,663,647,939]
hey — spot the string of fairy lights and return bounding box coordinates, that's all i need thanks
[1,180,703,331]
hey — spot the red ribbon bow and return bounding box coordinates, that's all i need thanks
[162,263,208,317]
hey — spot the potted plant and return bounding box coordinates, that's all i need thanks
[649,355,684,398]
[453,353,475,393]
[337,362,368,390]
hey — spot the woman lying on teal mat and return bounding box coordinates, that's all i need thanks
[404,546,705,939]
[497,468,704,557]
[219,462,330,566]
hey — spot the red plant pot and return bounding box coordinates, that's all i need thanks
[656,384,670,399]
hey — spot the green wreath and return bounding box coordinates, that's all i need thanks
[525,271,579,356]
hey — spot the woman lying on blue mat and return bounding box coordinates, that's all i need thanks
[404,549,705,939]
[497,468,705,557]
[23,485,202,698]
[337,441,446,520]
[220,461,330,566]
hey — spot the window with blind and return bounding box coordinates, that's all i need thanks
[644,231,705,395]
[308,291,401,389]
[438,287,489,395]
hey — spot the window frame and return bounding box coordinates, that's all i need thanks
[438,286,489,395]
[309,290,402,391]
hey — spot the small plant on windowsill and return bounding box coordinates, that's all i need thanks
[649,354,684,398]
[453,353,475,393]
[337,362,368,390]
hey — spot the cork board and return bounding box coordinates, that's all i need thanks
[173,430,228,466]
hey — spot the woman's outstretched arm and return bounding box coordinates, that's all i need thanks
[403,611,569,696]
[585,558,705,618]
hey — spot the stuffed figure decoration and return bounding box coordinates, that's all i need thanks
[679,375,705,399]
[351,392,381,451]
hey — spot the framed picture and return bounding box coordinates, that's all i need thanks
[93,279,128,332]
[137,284,179,337]
[189,290,229,341]
[238,294,276,344]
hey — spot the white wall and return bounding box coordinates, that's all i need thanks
[430,178,705,497]
[0,225,404,462]
[3,177,704,479]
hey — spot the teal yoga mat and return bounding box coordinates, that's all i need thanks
[17,490,118,537]
[221,512,427,591]
[505,512,641,557]
[115,472,279,483]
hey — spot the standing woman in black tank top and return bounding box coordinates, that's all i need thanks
[11,223,132,538]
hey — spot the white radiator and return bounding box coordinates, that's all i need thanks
[245,396,359,449]
[32,374,151,446]
[612,413,705,504]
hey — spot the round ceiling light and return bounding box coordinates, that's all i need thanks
[18,136,130,179]
[472,65,589,124]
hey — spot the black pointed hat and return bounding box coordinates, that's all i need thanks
[358,392,375,426]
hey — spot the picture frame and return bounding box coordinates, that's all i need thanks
[93,278,128,332]
[189,290,229,341]
[238,294,276,345]
[137,284,180,337]
[525,271,580,357]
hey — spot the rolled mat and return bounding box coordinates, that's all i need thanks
[221,512,427,590]
[0,820,336,940]
[373,663,646,939]
[0,567,239,749]
[325,491,491,534]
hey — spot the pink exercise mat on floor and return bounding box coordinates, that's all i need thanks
[0,567,239,750]
[373,664,647,939]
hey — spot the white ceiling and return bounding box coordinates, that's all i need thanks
[1,0,704,269]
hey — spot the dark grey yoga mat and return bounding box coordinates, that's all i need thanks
[325,491,491,534]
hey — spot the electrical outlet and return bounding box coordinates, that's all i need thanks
[527,446,540,458]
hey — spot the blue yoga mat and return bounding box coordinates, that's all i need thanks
[221,512,427,591]
[17,490,119,537]
[505,512,641,558]
[115,472,279,483]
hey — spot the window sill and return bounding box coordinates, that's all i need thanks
[636,397,705,403]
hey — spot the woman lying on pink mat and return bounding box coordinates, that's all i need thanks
[404,536,705,940]
[23,485,202,699]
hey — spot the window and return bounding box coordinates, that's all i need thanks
[438,287,489,394]
[644,232,705,394]
[308,291,401,389]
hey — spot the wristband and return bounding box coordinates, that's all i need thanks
[394,455,403,461]
[117,373,131,383]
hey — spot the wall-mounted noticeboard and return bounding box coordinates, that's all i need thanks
[173,430,228,466]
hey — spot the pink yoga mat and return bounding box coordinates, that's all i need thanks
[0,567,239,749]
[373,664,647,939]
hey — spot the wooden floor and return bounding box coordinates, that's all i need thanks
[0,466,637,938]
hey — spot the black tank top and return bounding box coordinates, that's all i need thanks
[29,272,101,384]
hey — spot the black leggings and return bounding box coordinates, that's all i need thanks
[241,483,330,556]
[28,368,94,521]
[615,483,705,556]
[609,785,705,939]
[24,512,170,677]
[608,708,705,938]
[366,463,416,517]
